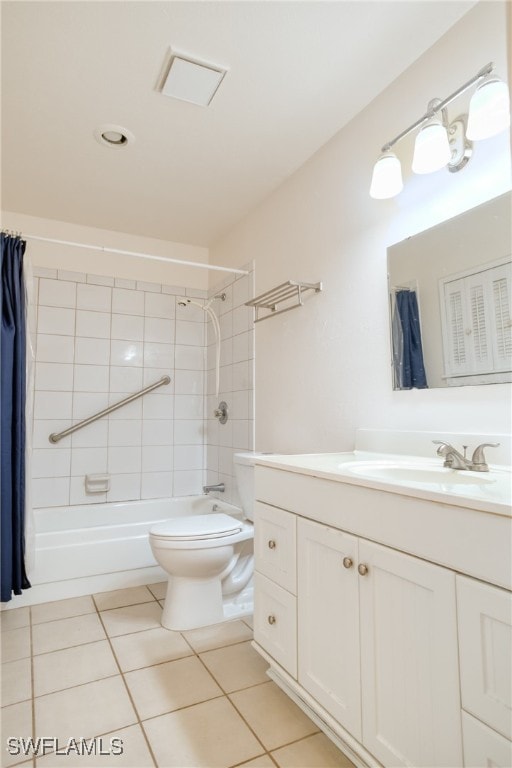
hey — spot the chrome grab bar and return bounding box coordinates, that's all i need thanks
[48,375,171,444]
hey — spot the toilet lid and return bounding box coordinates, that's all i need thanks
[150,513,242,541]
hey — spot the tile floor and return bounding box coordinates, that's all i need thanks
[1,584,355,768]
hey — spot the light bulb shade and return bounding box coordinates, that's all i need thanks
[369,152,403,199]
[412,118,451,174]
[467,76,511,140]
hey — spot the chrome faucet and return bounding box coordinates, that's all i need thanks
[433,441,499,472]
[203,482,225,494]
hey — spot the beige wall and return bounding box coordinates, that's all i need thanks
[2,210,210,289]
[210,2,512,453]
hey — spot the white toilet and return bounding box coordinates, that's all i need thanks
[149,452,258,631]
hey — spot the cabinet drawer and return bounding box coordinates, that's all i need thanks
[457,575,512,739]
[254,501,296,593]
[462,711,512,767]
[253,571,297,678]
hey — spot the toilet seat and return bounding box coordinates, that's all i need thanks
[150,513,242,542]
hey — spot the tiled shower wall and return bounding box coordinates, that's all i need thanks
[31,268,208,508]
[205,264,255,506]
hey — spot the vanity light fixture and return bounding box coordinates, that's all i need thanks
[370,62,510,199]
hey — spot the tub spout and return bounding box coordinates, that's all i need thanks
[203,482,225,494]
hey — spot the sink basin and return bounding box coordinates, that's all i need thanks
[337,460,496,486]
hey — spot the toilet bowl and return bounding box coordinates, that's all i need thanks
[149,452,259,631]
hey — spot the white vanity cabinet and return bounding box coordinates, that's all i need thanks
[253,501,297,677]
[456,575,512,766]
[297,518,462,768]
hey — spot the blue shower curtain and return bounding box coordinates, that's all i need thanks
[1,233,31,602]
[394,290,428,390]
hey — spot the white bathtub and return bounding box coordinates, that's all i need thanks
[13,497,244,607]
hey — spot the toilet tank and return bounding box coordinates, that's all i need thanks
[233,452,262,522]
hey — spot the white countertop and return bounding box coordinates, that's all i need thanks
[255,450,512,517]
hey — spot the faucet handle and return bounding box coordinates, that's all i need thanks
[471,442,500,470]
[432,440,454,466]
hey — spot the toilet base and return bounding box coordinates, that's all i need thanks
[160,577,253,631]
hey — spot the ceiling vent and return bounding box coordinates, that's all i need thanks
[161,55,227,107]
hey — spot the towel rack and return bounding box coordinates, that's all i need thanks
[48,375,171,444]
[245,280,322,323]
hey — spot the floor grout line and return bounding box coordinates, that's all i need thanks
[8,586,349,768]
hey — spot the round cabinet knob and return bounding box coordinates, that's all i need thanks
[342,557,353,569]
[267,615,276,625]
[358,563,369,576]
[268,540,276,549]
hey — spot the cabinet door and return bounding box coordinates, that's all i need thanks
[253,572,297,677]
[297,518,361,740]
[359,540,462,768]
[462,711,512,768]
[457,575,512,739]
[254,501,297,593]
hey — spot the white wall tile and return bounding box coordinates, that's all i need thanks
[144,318,174,343]
[39,279,76,309]
[33,420,69,449]
[141,472,173,499]
[143,342,174,369]
[174,445,204,471]
[174,370,204,395]
[186,288,208,299]
[111,314,144,341]
[107,474,141,502]
[218,421,233,448]
[108,420,142,447]
[219,447,236,476]
[115,278,136,289]
[142,420,173,446]
[233,276,250,308]
[144,293,174,319]
[112,288,144,316]
[32,477,69,508]
[32,449,71,478]
[162,284,185,295]
[36,334,74,363]
[77,283,112,312]
[108,393,142,420]
[70,477,107,505]
[57,270,86,283]
[174,345,204,370]
[75,310,111,339]
[175,320,205,346]
[71,447,108,476]
[220,312,233,340]
[74,364,110,392]
[232,305,250,335]
[33,267,57,279]
[175,301,204,323]
[137,281,161,293]
[174,420,204,445]
[87,274,115,287]
[75,337,110,366]
[34,391,73,420]
[232,361,250,391]
[173,470,203,496]
[142,394,174,420]
[35,362,74,391]
[70,420,108,448]
[73,392,109,419]
[110,340,143,367]
[231,390,250,420]
[108,447,142,474]
[143,368,174,389]
[109,366,143,393]
[38,306,75,336]
[232,332,250,364]
[174,395,204,420]
[219,366,233,394]
[232,420,250,450]
[142,445,173,473]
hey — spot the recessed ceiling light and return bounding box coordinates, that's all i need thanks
[161,55,227,107]
[94,124,135,149]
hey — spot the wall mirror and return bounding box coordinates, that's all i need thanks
[388,191,511,390]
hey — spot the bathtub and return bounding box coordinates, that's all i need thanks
[12,497,246,608]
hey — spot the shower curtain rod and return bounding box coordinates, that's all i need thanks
[22,234,249,275]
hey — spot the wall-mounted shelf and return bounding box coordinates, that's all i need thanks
[245,281,322,323]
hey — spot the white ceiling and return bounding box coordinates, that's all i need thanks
[2,1,476,247]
